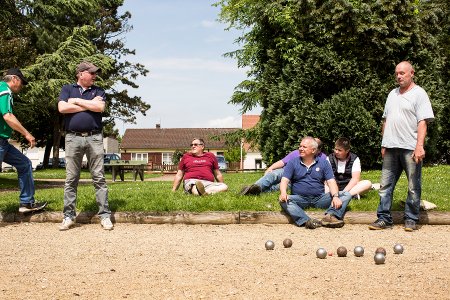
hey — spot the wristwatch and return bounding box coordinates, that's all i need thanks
[333,193,339,198]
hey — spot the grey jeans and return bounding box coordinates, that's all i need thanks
[63,133,110,220]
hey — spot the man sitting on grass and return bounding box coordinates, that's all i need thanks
[326,137,372,200]
[172,138,228,196]
[239,138,327,196]
[279,136,352,229]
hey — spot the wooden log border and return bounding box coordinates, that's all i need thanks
[1,211,449,225]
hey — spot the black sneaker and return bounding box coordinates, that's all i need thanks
[240,184,261,196]
[19,201,47,213]
[404,219,417,232]
[368,219,393,230]
[305,218,322,229]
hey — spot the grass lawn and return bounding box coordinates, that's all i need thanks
[0,165,448,213]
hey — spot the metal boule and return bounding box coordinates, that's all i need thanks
[374,253,386,264]
[393,243,404,254]
[265,240,275,250]
[354,246,364,257]
[316,248,327,259]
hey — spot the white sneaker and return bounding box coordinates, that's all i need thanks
[101,217,114,230]
[59,217,75,231]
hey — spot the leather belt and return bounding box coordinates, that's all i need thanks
[67,130,101,137]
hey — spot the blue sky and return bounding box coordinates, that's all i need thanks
[116,0,258,135]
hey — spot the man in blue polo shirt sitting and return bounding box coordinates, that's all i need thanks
[279,136,352,229]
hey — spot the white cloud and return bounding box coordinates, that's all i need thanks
[200,20,217,28]
[144,57,245,74]
[204,116,241,128]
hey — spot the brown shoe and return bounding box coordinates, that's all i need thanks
[195,181,206,196]
[305,218,322,229]
[321,214,344,228]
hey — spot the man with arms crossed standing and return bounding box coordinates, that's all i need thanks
[58,62,113,231]
[369,61,434,231]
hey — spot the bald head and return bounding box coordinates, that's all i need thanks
[395,61,415,92]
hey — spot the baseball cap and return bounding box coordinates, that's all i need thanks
[76,61,100,74]
[6,68,28,85]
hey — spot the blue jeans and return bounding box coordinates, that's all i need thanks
[279,191,352,226]
[0,138,35,204]
[377,148,422,224]
[63,133,110,220]
[255,168,286,192]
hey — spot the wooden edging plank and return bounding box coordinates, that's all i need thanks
[1,211,449,225]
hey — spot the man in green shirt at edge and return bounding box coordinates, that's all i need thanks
[0,68,47,213]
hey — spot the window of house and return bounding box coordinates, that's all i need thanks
[162,152,173,165]
[131,153,148,162]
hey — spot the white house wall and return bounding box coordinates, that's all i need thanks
[243,152,266,170]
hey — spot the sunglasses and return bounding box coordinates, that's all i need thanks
[190,143,204,147]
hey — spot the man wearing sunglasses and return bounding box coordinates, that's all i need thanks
[57,61,112,231]
[0,68,47,213]
[172,138,228,196]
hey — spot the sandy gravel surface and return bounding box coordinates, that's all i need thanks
[0,223,448,300]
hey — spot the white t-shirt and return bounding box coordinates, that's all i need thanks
[382,85,434,150]
[336,157,361,174]
[326,157,361,174]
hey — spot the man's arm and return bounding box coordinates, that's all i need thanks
[264,160,285,175]
[58,100,87,114]
[381,119,386,158]
[342,171,361,192]
[326,178,343,209]
[278,177,290,202]
[68,96,105,113]
[172,170,185,191]
[213,169,224,182]
[413,120,427,163]
[3,113,35,148]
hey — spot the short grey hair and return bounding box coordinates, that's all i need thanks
[302,136,318,151]
[2,75,14,83]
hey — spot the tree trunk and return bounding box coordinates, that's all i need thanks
[51,115,63,168]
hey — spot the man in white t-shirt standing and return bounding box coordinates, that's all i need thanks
[327,137,372,199]
[369,61,434,231]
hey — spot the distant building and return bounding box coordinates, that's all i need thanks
[119,115,266,171]
[241,115,266,170]
[120,127,237,171]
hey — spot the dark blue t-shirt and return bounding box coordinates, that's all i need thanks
[282,157,334,196]
[59,84,105,132]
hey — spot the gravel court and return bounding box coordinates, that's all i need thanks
[0,223,448,299]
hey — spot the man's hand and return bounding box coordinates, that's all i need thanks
[25,133,36,148]
[381,147,386,159]
[331,196,343,209]
[93,96,104,102]
[279,192,288,202]
[412,145,425,164]
[67,98,79,105]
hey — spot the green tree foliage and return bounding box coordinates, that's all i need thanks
[217,0,449,168]
[0,0,37,69]
[224,146,245,163]
[172,149,185,165]
[2,0,150,166]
